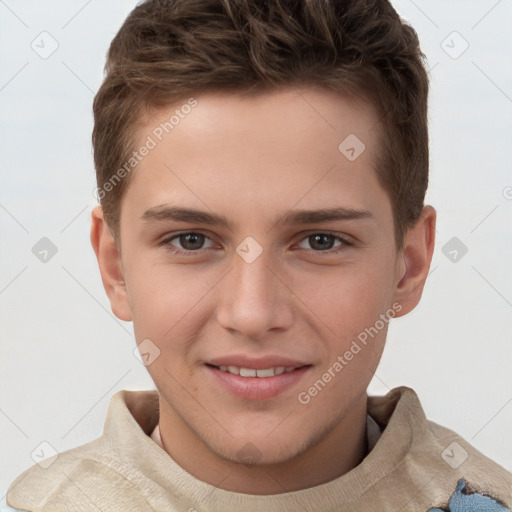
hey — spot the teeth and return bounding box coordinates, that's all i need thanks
[215,365,298,377]
[240,367,257,377]
[256,368,275,377]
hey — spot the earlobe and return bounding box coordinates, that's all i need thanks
[393,205,436,317]
[90,205,132,322]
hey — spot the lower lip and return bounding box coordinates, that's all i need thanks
[205,364,311,400]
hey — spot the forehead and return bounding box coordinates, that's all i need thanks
[122,86,387,229]
[138,86,380,152]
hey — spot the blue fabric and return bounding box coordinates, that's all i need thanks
[428,479,510,511]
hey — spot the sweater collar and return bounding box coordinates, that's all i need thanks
[102,385,427,510]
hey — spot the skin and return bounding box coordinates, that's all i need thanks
[90,86,436,495]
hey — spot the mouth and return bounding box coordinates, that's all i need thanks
[205,363,312,400]
[206,364,306,377]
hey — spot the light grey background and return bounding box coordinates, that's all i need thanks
[1,0,511,504]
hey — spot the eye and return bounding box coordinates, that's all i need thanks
[159,231,352,255]
[162,232,216,253]
[297,233,352,252]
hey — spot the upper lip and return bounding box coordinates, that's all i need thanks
[207,355,311,370]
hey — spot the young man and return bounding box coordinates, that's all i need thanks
[7,0,511,510]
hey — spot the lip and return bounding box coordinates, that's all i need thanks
[207,355,310,370]
[205,364,312,400]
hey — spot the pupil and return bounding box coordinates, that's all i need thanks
[311,234,334,250]
[181,233,204,250]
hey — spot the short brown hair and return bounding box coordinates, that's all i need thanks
[92,0,430,249]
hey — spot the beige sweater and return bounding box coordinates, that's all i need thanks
[7,386,512,511]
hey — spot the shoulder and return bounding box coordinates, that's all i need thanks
[370,386,511,510]
[422,418,511,510]
[1,495,24,512]
[6,438,154,511]
[6,389,160,511]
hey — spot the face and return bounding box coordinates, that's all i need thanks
[93,86,434,471]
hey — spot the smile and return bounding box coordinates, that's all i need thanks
[212,365,300,377]
[205,364,312,400]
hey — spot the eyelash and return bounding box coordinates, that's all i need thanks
[159,231,353,255]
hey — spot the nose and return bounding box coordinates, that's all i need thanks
[215,247,294,340]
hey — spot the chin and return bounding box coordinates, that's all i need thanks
[209,434,306,467]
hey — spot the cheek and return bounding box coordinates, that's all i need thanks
[291,257,395,343]
[295,263,393,408]
[125,251,186,318]
[126,258,221,361]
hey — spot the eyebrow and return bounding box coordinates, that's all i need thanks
[140,205,374,229]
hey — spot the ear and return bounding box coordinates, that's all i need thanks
[392,205,436,317]
[90,205,132,322]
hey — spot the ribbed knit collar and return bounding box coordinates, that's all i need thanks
[102,386,422,510]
